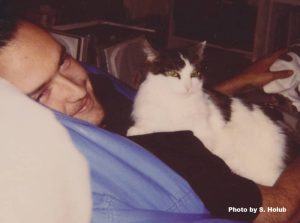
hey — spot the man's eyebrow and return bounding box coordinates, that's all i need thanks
[27,80,50,97]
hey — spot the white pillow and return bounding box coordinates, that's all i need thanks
[0,78,91,223]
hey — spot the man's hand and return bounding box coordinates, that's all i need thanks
[241,48,293,88]
[214,49,293,96]
[244,48,288,72]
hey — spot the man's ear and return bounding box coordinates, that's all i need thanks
[142,40,159,62]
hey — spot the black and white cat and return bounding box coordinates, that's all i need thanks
[127,41,287,186]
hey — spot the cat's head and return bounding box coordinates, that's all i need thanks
[142,41,206,95]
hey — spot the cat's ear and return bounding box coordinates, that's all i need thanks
[187,41,206,63]
[142,40,159,62]
[195,41,206,61]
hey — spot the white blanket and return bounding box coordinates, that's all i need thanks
[0,79,91,223]
[263,45,300,111]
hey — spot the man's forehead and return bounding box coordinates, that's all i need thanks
[0,22,62,94]
[15,22,61,60]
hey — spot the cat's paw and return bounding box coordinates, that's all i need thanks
[127,126,148,136]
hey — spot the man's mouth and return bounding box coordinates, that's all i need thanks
[76,94,94,115]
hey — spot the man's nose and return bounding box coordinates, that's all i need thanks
[56,75,86,102]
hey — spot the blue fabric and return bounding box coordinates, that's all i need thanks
[55,112,244,223]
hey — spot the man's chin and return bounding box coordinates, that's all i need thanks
[75,109,105,126]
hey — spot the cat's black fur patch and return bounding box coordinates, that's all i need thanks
[259,106,283,122]
[147,50,185,75]
[284,128,300,164]
[295,87,300,97]
[240,99,255,111]
[205,89,232,122]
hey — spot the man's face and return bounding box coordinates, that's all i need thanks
[0,21,105,125]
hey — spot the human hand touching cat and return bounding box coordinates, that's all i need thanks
[242,48,294,87]
[214,49,293,95]
[243,48,288,73]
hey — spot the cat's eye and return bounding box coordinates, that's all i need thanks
[191,71,201,78]
[165,70,180,79]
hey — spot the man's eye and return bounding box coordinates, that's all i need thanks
[35,89,49,102]
[165,70,180,79]
[191,71,201,78]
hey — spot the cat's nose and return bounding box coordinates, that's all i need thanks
[184,85,192,93]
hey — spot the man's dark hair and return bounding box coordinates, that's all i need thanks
[0,0,18,48]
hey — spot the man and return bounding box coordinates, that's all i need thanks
[0,17,299,223]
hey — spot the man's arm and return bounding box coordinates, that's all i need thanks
[214,70,293,96]
[254,156,300,223]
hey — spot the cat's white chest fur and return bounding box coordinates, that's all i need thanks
[127,73,221,149]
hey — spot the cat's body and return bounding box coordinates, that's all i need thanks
[127,42,287,186]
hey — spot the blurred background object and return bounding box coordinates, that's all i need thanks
[11,0,300,87]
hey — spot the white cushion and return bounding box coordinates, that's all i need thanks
[0,78,91,223]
